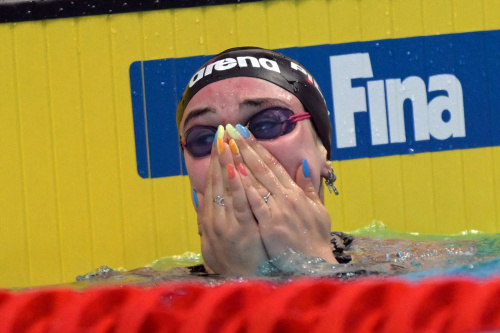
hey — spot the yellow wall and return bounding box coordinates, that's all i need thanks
[1,0,500,288]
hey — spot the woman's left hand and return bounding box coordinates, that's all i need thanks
[231,128,338,265]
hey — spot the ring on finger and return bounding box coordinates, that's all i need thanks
[263,192,272,203]
[213,195,225,206]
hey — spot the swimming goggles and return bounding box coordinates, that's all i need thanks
[181,107,311,158]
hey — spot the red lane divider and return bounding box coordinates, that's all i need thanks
[0,277,499,333]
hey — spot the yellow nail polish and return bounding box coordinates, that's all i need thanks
[226,124,240,139]
[229,139,239,155]
[217,125,225,140]
[217,137,225,155]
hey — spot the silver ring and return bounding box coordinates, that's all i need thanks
[213,195,225,206]
[263,192,271,203]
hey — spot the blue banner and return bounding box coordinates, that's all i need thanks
[130,30,500,178]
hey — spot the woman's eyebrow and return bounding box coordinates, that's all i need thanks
[182,107,216,130]
[239,98,290,109]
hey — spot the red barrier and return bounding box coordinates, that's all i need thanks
[1,277,499,333]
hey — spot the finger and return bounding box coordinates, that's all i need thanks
[219,139,258,227]
[295,158,322,205]
[193,189,203,236]
[203,143,216,218]
[210,137,229,236]
[198,149,226,272]
[239,162,272,223]
[227,135,269,197]
[227,124,289,195]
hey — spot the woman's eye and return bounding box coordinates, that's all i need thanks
[193,132,214,145]
[251,119,279,131]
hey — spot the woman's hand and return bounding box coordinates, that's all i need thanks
[195,130,269,275]
[227,124,338,266]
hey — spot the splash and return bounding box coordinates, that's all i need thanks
[74,222,500,287]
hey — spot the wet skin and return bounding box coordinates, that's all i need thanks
[179,77,338,275]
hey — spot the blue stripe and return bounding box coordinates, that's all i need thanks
[130,30,500,178]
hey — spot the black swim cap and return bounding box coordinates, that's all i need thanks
[176,47,332,159]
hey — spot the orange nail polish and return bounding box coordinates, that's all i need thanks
[229,139,239,155]
[238,163,247,176]
[217,138,225,155]
[227,164,235,179]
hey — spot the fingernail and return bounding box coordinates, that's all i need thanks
[217,125,225,139]
[229,139,239,155]
[235,124,250,138]
[217,138,225,155]
[238,163,247,176]
[227,164,235,179]
[302,159,310,178]
[226,124,240,139]
[214,125,224,146]
[192,189,199,208]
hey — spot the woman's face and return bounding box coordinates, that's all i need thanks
[179,77,329,198]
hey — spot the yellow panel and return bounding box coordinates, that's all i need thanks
[422,0,453,35]
[138,11,196,258]
[338,158,374,230]
[493,147,500,232]
[13,21,62,286]
[205,5,238,53]
[328,0,362,43]
[174,7,208,57]
[296,0,330,46]
[265,0,299,48]
[45,18,94,283]
[0,23,31,288]
[77,16,126,269]
[141,10,175,60]
[391,0,424,38]
[109,14,159,270]
[452,0,484,33]
[154,177,194,257]
[370,155,405,230]
[401,153,436,234]
[359,0,392,40]
[235,3,269,47]
[432,150,467,234]
[484,0,500,30]
[462,148,497,232]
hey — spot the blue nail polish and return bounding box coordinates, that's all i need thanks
[192,189,199,208]
[213,127,219,145]
[235,124,250,138]
[302,159,310,178]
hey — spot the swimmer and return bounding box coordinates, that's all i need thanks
[177,47,342,275]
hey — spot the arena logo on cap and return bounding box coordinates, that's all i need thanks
[330,53,465,149]
[188,56,280,87]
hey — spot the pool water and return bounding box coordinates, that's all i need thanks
[74,222,500,287]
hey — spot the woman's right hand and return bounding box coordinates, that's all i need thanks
[195,132,269,275]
